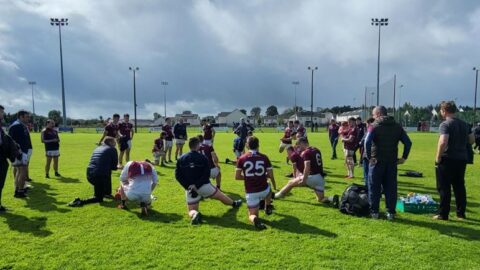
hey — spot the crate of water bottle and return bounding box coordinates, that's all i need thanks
[396,193,438,213]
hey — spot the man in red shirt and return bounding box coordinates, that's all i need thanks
[152,132,166,166]
[235,136,276,230]
[118,114,134,168]
[286,146,304,178]
[98,114,120,145]
[202,119,215,146]
[279,121,295,153]
[198,135,222,189]
[162,118,174,163]
[341,117,358,179]
[294,120,307,140]
[275,138,327,202]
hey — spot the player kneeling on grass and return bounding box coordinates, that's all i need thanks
[275,138,332,203]
[175,137,242,225]
[152,132,167,166]
[198,135,222,189]
[235,136,277,230]
[116,161,158,216]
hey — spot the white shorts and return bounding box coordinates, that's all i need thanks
[246,185,271,208]
[210,167,220,179]
[125,190,151,203]
[234,150,242,158]
[279,142,291,152]
[175,139,185,145]
[306,174,325,192]
[12,152,28,167]
[153,151,165,160]
[186,183,218,205]
[203,139,213,146]
[343,149,354,157]
[46,150,60,157]
[127,140,132,149]
[165,140,173,148]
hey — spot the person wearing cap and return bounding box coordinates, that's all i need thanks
[116,160,158,216]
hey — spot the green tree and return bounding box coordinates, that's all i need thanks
[48,110,62,125]
[250,107,261,117]
[266,105,279,116]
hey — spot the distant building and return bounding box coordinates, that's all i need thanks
[288,111,334,126]
[335,109,367,122]
[215,109,248,126]
[263,116,278,126]
[175,111,201,126]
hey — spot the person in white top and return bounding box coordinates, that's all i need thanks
[116,161,158,216]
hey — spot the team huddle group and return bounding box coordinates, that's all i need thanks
[0,101,473,228]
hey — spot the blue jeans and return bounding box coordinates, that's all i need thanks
[329,136,338,158]
[362,157,369,184]
[368,161,398,214]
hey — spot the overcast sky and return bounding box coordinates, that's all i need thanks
[1,0,479,119]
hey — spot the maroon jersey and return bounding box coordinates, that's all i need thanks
[281,127,294,144]
[119,122,133,139]
[289,150,305,173]
[105,123,119,137]
[199,143,215,169]
[128,161,153,178]
[152,138,164,152]
[162,125,174,141]
[343,126,358,151]
[236,151,272,193]
[296,126,307,138]
[203,124,214,140]
[301,147,324,176]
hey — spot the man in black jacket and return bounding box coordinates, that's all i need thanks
[173,118,188,160]
[69,137,118,207]
[175,137,242,225]
[0,105,8,211]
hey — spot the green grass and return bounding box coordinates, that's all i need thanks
[0,132,479,269]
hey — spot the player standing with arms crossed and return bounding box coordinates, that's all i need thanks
[41,119,61,178]
[162,118,174,163]
[202,119,215,146]
[235,136,276,230]
[173,118,187,160]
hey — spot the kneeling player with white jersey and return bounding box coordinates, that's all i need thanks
[275,138,331,202]
[235,136,277,230]
[117,161,158,216]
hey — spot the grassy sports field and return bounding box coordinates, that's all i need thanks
[0,131,479,269]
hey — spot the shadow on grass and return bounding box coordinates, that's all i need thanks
[396,217,480,241]
[56,176,81,183]
[136,209,183,222]
[265,213,337,237]
[1,213,52,237]
[25,182,71,213]
[203,206,254,231]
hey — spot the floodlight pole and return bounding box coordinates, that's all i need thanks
[393,74,396,118]
[50,18,68,127]
[28,81,36,116]
[292,81,299,114]
[161,81,168,118]
[129,67,139,133]
[308,66,318,132]
[371,18,388,106]
[474,67,479,124]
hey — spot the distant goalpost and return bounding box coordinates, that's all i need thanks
[363,76,398,117]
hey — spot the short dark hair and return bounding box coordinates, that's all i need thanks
[247,131,253,136]
[288,120,294,124]
[113,114,120,118]
[367,118,375,124]
[440,101,457,114]
[0,105,4,110]
[297,137,309,145]
[160,131,166,137]
[124,113,129,117]
[294,120,300,124]
[286,145,295,152]
[103,136,116,146]
[375,106,388,116]
[197,134,204,142]
[17,110,29,118]
[247,136,259,150]
[356,117,362,121]
[348,117,356,122]
[189,137,200,149]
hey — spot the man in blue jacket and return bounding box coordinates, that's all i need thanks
[8,110,32,198]
[175,137,242,225]
[69,137,118,206]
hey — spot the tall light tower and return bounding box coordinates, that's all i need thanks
[129,67,139,132]
[161,81,168,118]
[292,81,300,114]
[474,67,479,124]
[371,18,388,106]
[307,66,318,132]
[28,81,36,116]
[50,18,68,127]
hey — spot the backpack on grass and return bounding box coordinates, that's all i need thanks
[339,184,370,217]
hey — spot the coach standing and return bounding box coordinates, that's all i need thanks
[434,101,474,221]
[328,119,339,160]
[8,110,33,198]
[173,118,187,160]
[365,106,412,220]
